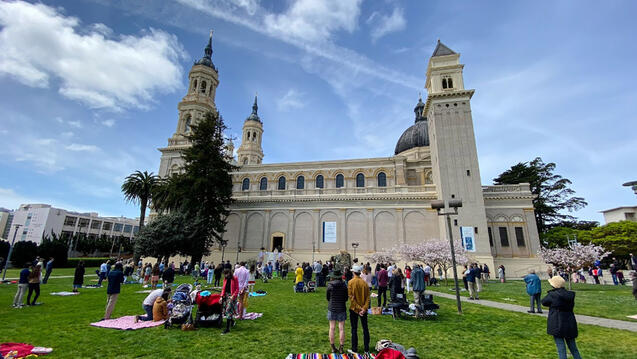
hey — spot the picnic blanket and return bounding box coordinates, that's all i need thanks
[50,291,79,296]
[0,343,53,358]
[368,308,393,315]
[90,316,165,330]
[285,353,375,359]
[249,292,266,297]
[240,312,263,320]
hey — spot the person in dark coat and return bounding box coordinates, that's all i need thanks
[326,269,348,354]
[162,265,175,287]
[73,260,85,292]
[542,276,582,359]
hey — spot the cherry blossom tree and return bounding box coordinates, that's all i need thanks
[367,248,398,264]
[397,239,471,284]
[538,243,610,289]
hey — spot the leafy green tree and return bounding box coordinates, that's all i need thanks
[153,111,235,263]
[10,240,38,267]
[134,211,197,263]
[589,221,637,257]
[38,232,69,267]
[74,233,95,256]
[0,240,9,261]
[121,170,159,230]
[494,157,587,233]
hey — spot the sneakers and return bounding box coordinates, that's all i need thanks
[527,310,536,313]
[330,344,338,353]
[338,345,344,354]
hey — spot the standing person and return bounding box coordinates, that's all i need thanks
[483,263,490,280]
[98,260,108,287]
[193,262,200,282]
[295,263,304,284]
[326,269,348,354]
[465,264,479,300]
[26,264,41,306]
[162,264,175,288]
[423,263,432,285]
[542,276,582,359]
[224,260,232,270]
[388,268,405,319]
[387,263,394,279]
[281,261,289,280]
[592,267,600,284]
[376,264,388,308]
[321,263,329,287]
[303,262,313,284]
[524,269,542,313]
[248,265,256,293]
[360,267,372,290]
[73,260,85,293]
[136,288,171,322]
[462,266,469,291]
[221,268,239,335]
[348,265,370,354]
[207,261,215,284]
[235,262,250,320]
[13,263,30,308]
[104,263,124,320]
[143,263,152,285]
[630,253,637,271]
[475,263,483,293]
[609,264,619,286]
[404,265,412,293]
[411,264,425,317]
[344,266,353,283]
[214,263,223,286]
[42,257,54,284]
[151,263,160,289]
[498,265,506,283]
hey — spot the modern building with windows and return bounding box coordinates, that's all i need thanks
[158,35,543,276]
[6,204,139,245]
[600,206,637,224]
[0,208,14,240]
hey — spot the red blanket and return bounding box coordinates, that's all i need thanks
[0,343,34,358]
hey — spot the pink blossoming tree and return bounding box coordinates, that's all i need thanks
[537,243,610,289]
[397,239,471,284]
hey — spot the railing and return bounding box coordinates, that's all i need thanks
[482,183,530,193]
[234,185,437,199]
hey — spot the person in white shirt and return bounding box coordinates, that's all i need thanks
[387,263,395,278]
[423,264,432,285]
[136,288,171,322]
[235,263,250,319]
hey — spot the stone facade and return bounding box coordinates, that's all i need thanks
[157,37,544,278]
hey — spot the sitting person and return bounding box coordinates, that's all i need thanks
[136,288,171,322]
[152,291,170,321]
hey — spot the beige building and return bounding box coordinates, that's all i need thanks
[158,36,543,277]
[600,206,637,224]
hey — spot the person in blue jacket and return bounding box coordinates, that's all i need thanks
[524,269,542,313]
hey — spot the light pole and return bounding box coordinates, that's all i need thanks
[2,224,23,281]
[221,240,227,263]
[431,199,463,314]
[312,241,315,263]
[351,242,360,261]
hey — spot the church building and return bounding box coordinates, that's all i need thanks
[158,34,543,277]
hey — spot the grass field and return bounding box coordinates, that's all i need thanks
[426,279,637,321]
[1,269,636,358]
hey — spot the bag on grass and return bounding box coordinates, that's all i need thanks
[371,307,383,315]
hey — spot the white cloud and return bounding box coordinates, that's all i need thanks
[101,119,116,127]
[277,89,306,111]
[263,0,362,43]
[0,1,186,111]
[65,143,101,152]
[367,7,406,42]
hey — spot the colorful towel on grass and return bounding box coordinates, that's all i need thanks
[249,292,266,297]
[50,291,79,296]
[90,316,165,330]
[285,353,375,359]
[240,312,263,320]
[0,343,52,358]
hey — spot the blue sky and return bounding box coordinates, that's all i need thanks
[0,0,635,223]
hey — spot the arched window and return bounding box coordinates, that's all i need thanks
[335,174,344,188]
[200,80,207,93]
[447,78,453,88]
[193,79,197,92]
[377,172,387,187]
[356,173,365,188]
[442,78,448,89]
[253,132,257,141]
[278,176,286,190]
[246,132,250,140]
[259,177,267,191]
[242,178,250,191]
[243,158,248,165]
[315,175,324,189]
[296,176,305,189]
[184,115,192,133]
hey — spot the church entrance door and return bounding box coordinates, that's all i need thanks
[272,236,283,251]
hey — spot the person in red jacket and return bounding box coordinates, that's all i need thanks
[221,268,239,334]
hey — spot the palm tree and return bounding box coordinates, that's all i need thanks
[121,170,159,230]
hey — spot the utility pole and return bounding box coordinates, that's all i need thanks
[432,199,463,314]
[2,224,23,281]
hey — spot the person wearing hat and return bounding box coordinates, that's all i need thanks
[348,265,371,354]
[541,276,582,359]
[326,269,348,353]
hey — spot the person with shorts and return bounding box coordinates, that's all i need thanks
[326,269,348,354]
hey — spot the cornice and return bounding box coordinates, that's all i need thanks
[424,89,475,114]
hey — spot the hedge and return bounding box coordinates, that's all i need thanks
[65,257,113,268]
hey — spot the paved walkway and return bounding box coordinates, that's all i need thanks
[425,290,637,333]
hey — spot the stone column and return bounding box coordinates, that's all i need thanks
[312,209,320,253]
[238,211,247,249]
[263,210,271,250]
[367,208,374,252]
[339,209,346,252]
[396,208,404,245]
[287,209,295,251]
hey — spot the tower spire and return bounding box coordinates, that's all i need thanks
[196,29,216,69]
[252,94,258,115]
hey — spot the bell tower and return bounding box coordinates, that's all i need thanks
[425,40,491,262]
[236,96,264,165]
[158,31,219,178]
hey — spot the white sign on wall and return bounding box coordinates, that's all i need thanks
[460,226,476,252]
[322,221,337,243]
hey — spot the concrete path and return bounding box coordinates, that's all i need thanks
[426,290,637,333]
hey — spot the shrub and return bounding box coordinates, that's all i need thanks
[66,257,113,268]
[10,241,38,267]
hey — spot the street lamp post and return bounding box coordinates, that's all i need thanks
[312,241,315,263]
[2,224,23,281]
[221,241,227,263]
[431,199,463,314]
[351,242,360,261]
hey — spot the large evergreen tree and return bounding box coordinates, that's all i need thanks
[153,111,235,263]
[493,157,587,233]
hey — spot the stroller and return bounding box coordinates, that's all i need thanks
[293,282,305,293]
[195,292,223,328]
[388,293,410,319]
[412,292,439,320]
[165,283,193,328]
[304,280,317,293]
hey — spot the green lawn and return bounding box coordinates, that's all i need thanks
[1,273,636,358]
[427,279,637,321]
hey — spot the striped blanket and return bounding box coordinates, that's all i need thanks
[286,354,375,359]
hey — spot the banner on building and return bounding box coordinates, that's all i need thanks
[460,226,476,252]
[322,221,337,243]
